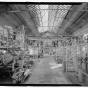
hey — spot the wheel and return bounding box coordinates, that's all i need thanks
[12,79,17,84]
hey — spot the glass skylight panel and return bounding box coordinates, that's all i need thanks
[54,21,62,27]
[28,5,71,33]
[49,5,59,9]
[34,5,49,33]
[55,10,68,18]
[52,5,59,9]
[38,26,48,33]
[49,5,71,32]
[58,5,71,9]
[40,5,48,9]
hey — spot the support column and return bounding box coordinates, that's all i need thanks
[78,68,83,82]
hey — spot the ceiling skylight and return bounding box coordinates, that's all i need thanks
[48,5,71,33]
[35,5,49,33]
[28,5,71,33]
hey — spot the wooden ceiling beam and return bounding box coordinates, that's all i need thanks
[58,3,87,34]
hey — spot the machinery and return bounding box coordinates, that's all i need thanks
[1,24,88,84]
[0,25,35,84]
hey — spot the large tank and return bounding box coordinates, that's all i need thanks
[2,52,13,65]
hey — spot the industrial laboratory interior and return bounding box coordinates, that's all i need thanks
[1,2,88,85]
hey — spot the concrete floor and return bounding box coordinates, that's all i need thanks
[23,56,71,84]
